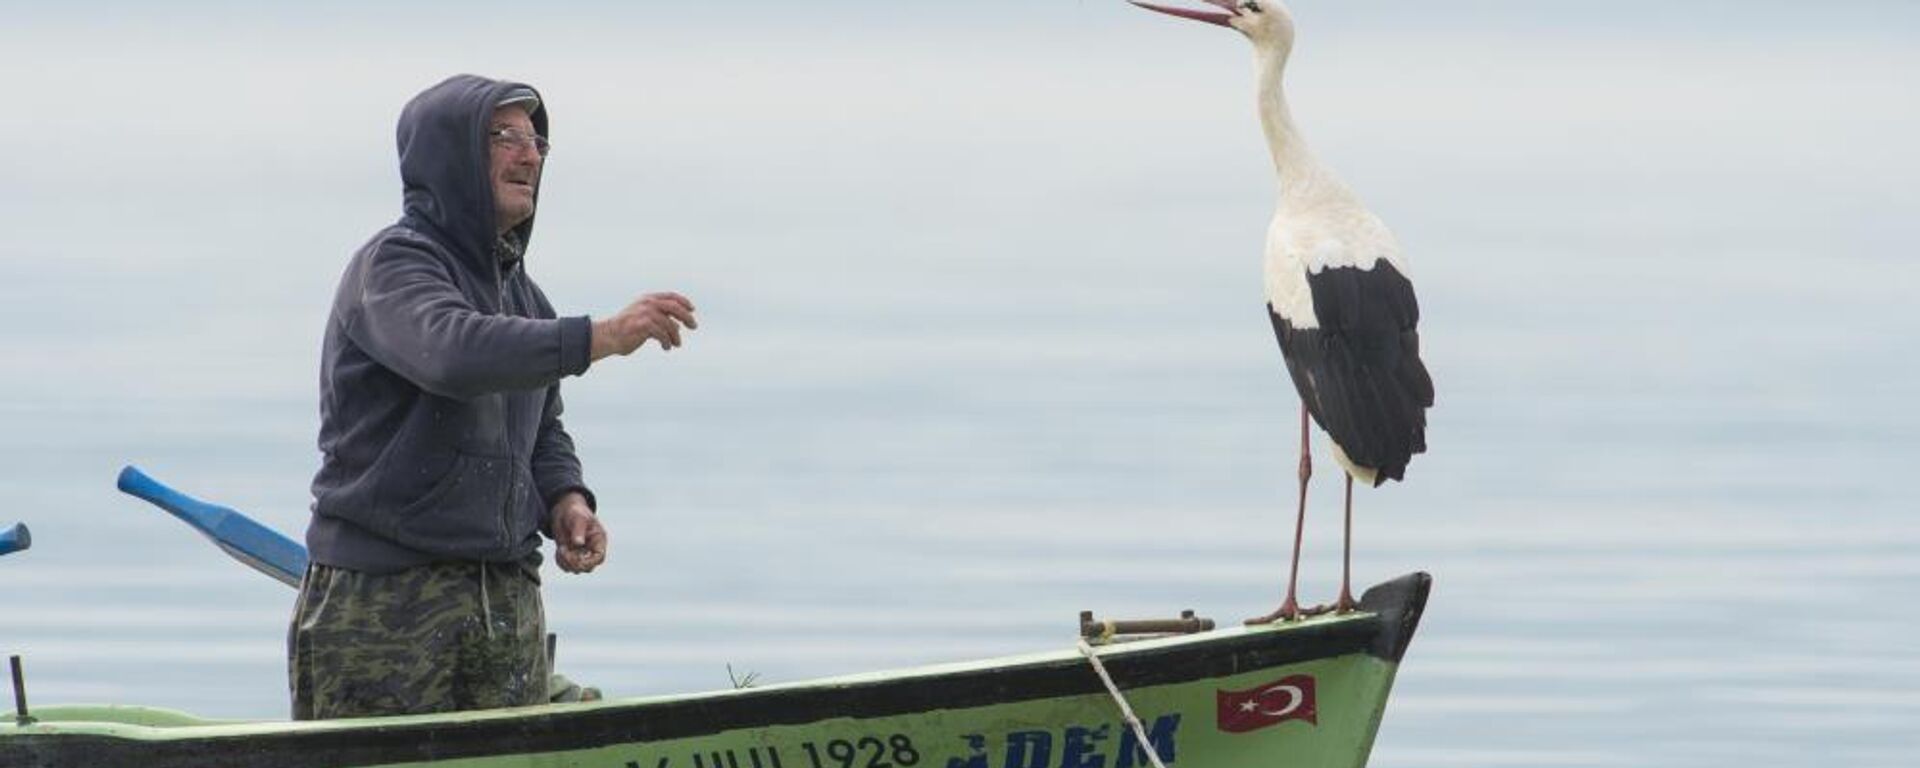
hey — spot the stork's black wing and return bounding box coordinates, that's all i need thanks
[1268,262,1433,485]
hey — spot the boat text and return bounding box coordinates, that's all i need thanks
[626,734,921,768]
[943,714,1181,768]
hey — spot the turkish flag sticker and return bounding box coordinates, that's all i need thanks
[1216,675,1318,733]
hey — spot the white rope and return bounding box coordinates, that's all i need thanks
[1075,639,1171,768]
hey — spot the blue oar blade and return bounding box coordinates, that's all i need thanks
[116,465,307,588]
[0,522,29,557]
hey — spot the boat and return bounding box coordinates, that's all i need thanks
[3,573,1428,768]
[0,470,1431,768]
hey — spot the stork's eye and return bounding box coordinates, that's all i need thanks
[1240,0,1261,12]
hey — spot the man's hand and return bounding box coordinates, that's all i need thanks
[550,492,608,574]
[592,292,698,360]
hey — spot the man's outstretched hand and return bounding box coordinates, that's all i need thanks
[592,292,697,360]
[551,492,608,574]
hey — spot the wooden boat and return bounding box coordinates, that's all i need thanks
[0,470,1431,768]
[3,573,1427,768]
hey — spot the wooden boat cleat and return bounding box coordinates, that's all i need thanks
[1079,609,1215,644]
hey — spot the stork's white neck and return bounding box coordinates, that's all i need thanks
[1253,45,1320,199]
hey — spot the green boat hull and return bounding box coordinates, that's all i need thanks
[3,573,1429,768]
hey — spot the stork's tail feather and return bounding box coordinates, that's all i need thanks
[1345,361,1429,486]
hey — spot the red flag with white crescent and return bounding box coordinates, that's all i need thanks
[1216,675,1318,733]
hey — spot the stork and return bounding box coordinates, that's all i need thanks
[1129,0,1434,622]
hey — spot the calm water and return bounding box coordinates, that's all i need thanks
[3,3,1917,766]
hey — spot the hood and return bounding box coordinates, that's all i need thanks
[396,74,550,276]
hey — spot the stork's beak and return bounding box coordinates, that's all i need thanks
[1129,0,1239,28]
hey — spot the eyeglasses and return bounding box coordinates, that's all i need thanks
[489,127,551,157]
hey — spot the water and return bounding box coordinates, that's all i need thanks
[3,3,1917,766]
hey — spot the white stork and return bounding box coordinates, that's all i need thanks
[1129,0,1433,622]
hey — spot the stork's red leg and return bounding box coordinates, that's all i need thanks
[1335,473,1357,613]
[1248,403,1321,624]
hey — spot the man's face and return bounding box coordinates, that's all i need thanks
[489,106,542,233]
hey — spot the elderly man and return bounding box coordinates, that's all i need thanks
[289,74,696,719]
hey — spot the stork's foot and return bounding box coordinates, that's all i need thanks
[1332,588,1358,615]
[1245,598,1333,625]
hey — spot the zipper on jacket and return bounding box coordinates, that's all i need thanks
[497,266,516,549]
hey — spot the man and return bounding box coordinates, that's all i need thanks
[290,74,697,719]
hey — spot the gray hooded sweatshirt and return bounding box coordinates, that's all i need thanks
[307,74,595,572]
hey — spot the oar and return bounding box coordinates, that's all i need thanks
[116,465,307,587]
[115,465,600,703]
[0,523,29,557]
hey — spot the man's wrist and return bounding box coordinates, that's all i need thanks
[588,319,612,361]
[549,486,597,512]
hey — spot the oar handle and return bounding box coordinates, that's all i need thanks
[116,466,308,588]
[0,523,28,557]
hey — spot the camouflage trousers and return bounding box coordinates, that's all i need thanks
[288,560,548,720]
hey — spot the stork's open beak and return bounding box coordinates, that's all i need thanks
[1129,0,1239,28]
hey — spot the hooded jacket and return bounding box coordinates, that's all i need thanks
[308,74,594,572]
